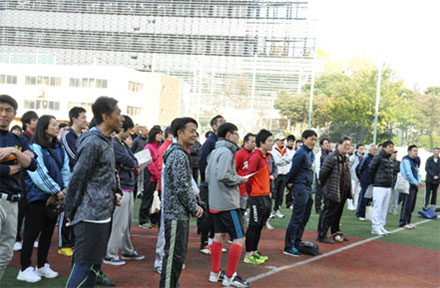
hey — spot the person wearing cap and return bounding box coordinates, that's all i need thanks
[0,95,37,281]
[270,134,290,219]
[389,150,400,215]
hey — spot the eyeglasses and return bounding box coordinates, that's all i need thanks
[0,107,14,114]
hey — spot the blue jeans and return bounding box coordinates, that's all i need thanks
[66,263,101,288]
[356,185,370,218]
[284,184,313,250]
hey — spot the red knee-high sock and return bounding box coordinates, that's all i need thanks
[211,241,222,273]
[226,243,242,278]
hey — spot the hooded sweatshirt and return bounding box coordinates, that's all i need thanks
[206,139,242,211]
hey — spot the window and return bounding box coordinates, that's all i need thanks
[24,99,60,111]
[69,78,107,88]
[127,106,141,116]
[25,75,61,86]
[0,74,18,85]
[128,81,143,92]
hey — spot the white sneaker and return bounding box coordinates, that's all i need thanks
[17,267,42,283]
[13,241,22,252]
[36,263,59,278]
[34,241,39,248]
[371,229,385,236]
[275,210,285,218]
[265,221,274,230]
[269,211,276,219]
[381,227,391,234]
[209,270,226,282]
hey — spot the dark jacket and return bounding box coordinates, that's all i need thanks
[61,128,79,171]
[0,130,37,196]
[425,156,440,185]
[368,149,394,188]
[356,153,374,189]
[162,143,199,220]
[131,135,148,154]
[287,144,314,187]
[26,142,70,203]
[319,150,352,203]
[64,128,118,226]
[199,133,218,185]
[113,137,138,190]
[189,140,202,169]
[393,159,401,187]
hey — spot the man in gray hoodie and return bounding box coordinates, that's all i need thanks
[206,123,249,288]
[65,97,123,288]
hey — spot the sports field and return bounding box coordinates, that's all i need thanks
[3,189,439,287]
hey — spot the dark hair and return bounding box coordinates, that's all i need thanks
[337,135,351,144]
[11,125,22,133]
[205,131,214,139]
[32,115,57,149]
[356,143,364,149]
[295,140,302,144]
[210,115,224,128]
[148,126,163,143]
[21,111,38,130]
[69,106,87,125]
[164,126,173,138]
[92,96,118,125]
[407,144,418,152]
[434,147,440,151]
[217,122,238,138]
[301,129,318,139]
[58,122,69,129]
[382,140,394,148]
[319,138,329,146]
[121,115,134,132]
[256,129,272,148]
[286,135,296,142]
[378,144,383,148]
[244,133,256,143]
[89,118,97,129]
[171,117,198,139]
[0,94,18,112]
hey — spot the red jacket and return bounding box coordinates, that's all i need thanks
[235,148,252,196]
[246,149,271,197]
[157,140,172,190]
[144,141,161,183]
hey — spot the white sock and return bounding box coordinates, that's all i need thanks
[208,238,213,246]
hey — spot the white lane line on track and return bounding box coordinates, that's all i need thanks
[248,218,434,283]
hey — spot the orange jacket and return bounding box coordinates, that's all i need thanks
[246,149,271,197]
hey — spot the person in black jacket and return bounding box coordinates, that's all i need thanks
[368,141,395,236]
[424,147,440,208]
[389,150,401,215]
[355,144,378,220]
[189,132,202,184]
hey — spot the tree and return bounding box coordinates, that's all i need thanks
[413,87,440,149]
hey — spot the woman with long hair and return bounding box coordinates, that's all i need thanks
[138,126,163,229]
[17,115,69,283]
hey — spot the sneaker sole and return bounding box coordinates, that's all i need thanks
[282,251,302,257]
[37,273,59,279]
[243,259,264,265]
[17,276,41,283]
[103,260,126,266]
[121,256,145,261]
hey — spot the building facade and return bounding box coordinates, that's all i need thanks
[0,0,319,131]
[0,63,183,127]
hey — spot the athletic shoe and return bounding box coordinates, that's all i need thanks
[371,229,386,236]
[275,210,285,218]
[254,252,269,262]
[35,263,58,278]
[265,221,274,230]
[121,251,145,261]
[227,239,233,244]
[243,255,265,264]
[282,247,302,257]
[222,272,250,288]
[356,217,366,221]
[96,271,115,287]
[17,267,42,283]
[222,247,228,253]
[34,241,38,248]
[138,223,152,229]
[209,270,226,282]
[153,267,162,274]
[103,257,126,266]
[380,227,391,234]
[409,224,416,229]
[137,192,144,199]
[200,244,211,255]
[317,237,334,244]
[58,247,73,257]
[403,224,412,229]
[13,241,22,252]
[269,211,276,219]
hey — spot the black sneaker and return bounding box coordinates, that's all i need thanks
[222,273,249,287]
[96,271,115,287]
[317,237,334,244]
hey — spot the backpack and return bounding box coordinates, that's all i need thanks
[418,207,438,219]
[298,241,319,256]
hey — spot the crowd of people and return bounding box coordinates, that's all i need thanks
[0,94,439,288]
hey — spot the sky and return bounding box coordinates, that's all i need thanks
[309,0,439,92]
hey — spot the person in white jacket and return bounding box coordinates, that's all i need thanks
[270,134,291,218]
[348,144,365,210]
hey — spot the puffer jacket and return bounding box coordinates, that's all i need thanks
[368,149,394,188]
[64,129,118,226]
[319,150,352,203]
[162,143,199,221]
